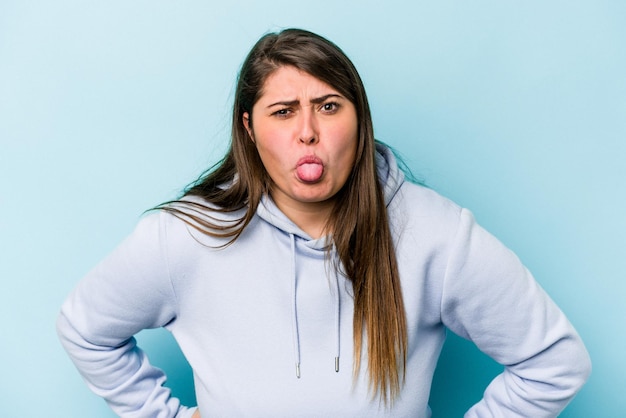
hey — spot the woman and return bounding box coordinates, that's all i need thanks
[57,28,591,417]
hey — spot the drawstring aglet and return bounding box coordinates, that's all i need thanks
[296,363,301,378]
[335,357,340,372]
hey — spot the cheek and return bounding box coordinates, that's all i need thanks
[334,124,359,159]
[254,121,289,146]
[253,128,291,170]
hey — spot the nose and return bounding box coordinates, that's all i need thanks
[298,109,319,145]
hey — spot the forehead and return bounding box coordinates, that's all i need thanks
[257,66,339,102]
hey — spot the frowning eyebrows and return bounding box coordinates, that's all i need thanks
[266,94,344,109]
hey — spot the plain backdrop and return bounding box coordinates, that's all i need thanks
[1,1,624,416]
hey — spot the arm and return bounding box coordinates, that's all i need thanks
[56,212,195,418]
[441,209,591,417]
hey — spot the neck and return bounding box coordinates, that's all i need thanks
[270,193,334,239]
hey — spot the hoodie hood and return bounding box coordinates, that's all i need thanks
[375,142,405,206]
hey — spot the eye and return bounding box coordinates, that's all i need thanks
[272,108,293,118]
[320,102,340,114]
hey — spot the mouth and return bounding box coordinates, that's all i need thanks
[296,155,324,183]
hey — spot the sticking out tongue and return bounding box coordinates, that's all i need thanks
[296,163,324,183]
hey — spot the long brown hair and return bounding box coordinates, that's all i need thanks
[160,28,407,403]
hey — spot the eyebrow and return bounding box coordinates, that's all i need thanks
[266,94,343,108]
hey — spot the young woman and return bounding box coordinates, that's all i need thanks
[57,28,591,417]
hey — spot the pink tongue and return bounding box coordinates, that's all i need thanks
[297,163,323,182]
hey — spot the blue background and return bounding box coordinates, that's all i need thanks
[1,1,624,416]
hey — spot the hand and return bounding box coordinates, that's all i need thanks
[192,409,201,418]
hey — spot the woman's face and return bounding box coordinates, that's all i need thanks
[243,65,358,216]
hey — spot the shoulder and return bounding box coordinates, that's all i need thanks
[385,182,470,258]
[136,197,247,250]
[390,182,462,225]
[159,195,248,231]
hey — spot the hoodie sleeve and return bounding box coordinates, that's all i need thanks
[56,212,195,418]
[441,209,591,417]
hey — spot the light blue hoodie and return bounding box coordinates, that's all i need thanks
[57,144,590,417]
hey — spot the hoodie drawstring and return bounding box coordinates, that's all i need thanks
[289,233,341,378]
[333,246,341,373]
[290,233,301,378]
